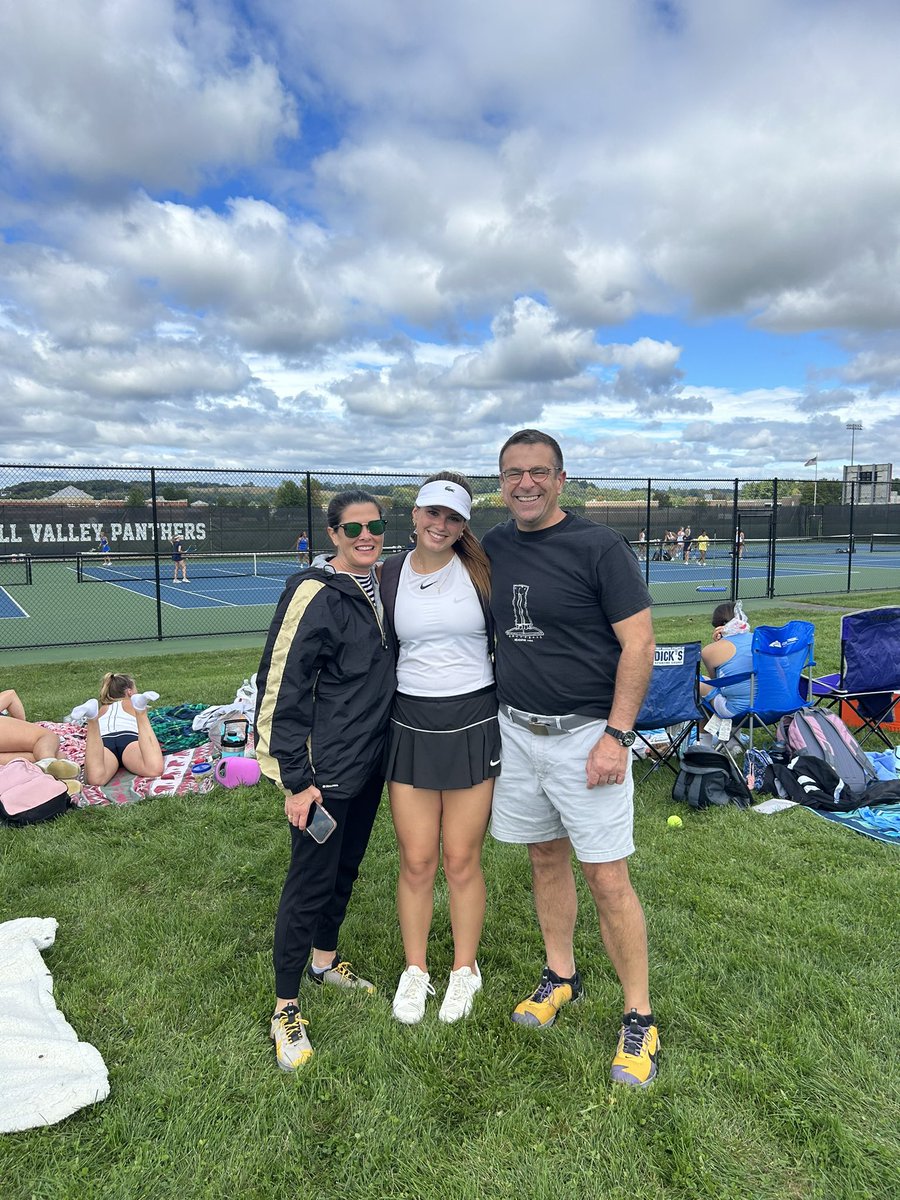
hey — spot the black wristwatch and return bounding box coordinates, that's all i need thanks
[605,725,636,747]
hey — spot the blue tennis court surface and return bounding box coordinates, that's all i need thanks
[77,565,295,608]
[0,588,29,619]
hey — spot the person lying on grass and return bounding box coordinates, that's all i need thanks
[70,674,163,786]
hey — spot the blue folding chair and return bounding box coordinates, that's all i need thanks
[809,606,900,749]
[702,620,816,749]
[634,642,704,780]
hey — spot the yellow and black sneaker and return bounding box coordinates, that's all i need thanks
[270,1003,313,1071]
[306,956,375,993]
[511,966,583,1029]
[610,1009,659,1087]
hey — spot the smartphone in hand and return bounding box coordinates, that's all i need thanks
[304,803,337,844]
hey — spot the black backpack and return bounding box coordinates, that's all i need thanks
[673,746,753,810]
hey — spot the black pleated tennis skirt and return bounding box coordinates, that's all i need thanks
[384,684,501,790]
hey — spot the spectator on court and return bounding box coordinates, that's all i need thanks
[735,529,745,559]
[699,601,753,728]
[483,429,658,1088]
[69,674,164,785]
[637,528,648,559]
[98,530,112,566]
[675,527,685,559]
[380,472,497,1026]
[296,531,309,567]
[171,535,189,583]
[696,530,710,565]
[257,490,396,1072]
[663,530,676,560]
[682,525,693,563]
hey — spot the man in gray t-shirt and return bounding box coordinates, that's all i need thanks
[483,428,659,1088]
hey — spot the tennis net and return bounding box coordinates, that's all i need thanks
[0,554,32,585]
[868,533,900,553]
[76,551,302,583]
[633,535,860,563]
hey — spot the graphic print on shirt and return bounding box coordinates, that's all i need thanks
[505,583,544,641]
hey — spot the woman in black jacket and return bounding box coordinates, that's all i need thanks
[256,490,395,1070]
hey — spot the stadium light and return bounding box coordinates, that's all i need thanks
[846,421,862,467]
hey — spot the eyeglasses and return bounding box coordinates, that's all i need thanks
[500,467,558,483]
[335,519,387,537]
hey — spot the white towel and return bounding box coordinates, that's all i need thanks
[0,918,109,1132]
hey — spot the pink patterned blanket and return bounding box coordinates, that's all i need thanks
[37,723,215,807]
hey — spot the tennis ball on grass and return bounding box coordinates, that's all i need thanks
[667,814,683,828]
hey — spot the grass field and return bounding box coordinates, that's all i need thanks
[1,600,898,1199]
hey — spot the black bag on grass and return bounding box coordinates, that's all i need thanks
[672,746,752,810]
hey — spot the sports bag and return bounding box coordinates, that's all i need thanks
[0,759,71,826]
[673,746,752,810]
[777,709,876,792]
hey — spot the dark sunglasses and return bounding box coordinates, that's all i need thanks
[335,519,387,537]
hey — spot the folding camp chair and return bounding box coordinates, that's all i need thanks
[809,606,900,749]
[633,642,704,780]
[702,620,816,750]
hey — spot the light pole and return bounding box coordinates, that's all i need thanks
[846,421,862,466]
[846,421,862,506]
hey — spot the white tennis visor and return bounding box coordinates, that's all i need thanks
[414,480,472,520]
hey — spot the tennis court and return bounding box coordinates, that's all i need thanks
[2,537,899,651]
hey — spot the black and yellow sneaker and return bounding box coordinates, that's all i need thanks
[306,956,375,993]
[270,1003,313,1071]
[511,966,583,1029]
[610,1009,659,1087]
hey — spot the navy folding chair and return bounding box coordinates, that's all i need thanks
[703,620,816,749]
[810,606,900,749]
[633,642,703,780]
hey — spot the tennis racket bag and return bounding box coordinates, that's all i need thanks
[672,746,752,810]
[0,759,72,826]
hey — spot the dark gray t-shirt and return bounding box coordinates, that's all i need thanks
[483,512,652,717]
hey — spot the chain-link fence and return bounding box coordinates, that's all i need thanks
[1,463,896,651]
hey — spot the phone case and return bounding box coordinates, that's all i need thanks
[305,804,337,843]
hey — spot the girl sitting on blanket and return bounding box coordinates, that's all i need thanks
[70,674,164,786]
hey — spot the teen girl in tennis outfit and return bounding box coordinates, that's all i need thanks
[256,491,396,1071]
[380,474,498,1025]
[70,674,164,785]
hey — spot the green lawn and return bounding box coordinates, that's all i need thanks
[1,601,898,1199]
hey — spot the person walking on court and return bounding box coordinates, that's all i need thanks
[380,472,498,1026]
[171,535,189,583]
[482,428,659,1087]
[98,530,112,566]
[296,531,309,566]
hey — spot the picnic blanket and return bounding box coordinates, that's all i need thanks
[0,918,109,1132]
[811,805,900,845]
[37,723,215,807]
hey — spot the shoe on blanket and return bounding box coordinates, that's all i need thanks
[36,757,81,781]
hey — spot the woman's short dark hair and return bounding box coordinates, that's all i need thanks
[712,601,736,626]
[498,429,564,472]
[326,490,384,530]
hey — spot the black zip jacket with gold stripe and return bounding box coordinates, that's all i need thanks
[254,565,396,799]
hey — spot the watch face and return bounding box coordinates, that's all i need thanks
[621,730,636,747]
[607,725,636,747]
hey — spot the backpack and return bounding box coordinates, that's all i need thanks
[673,746,753,810]
[0,759,72,827]
[777,709,876,792]
[742,747,773,792]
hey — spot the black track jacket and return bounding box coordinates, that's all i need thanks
[255,566,396,799]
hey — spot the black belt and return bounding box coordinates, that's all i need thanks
[503,705,597,737]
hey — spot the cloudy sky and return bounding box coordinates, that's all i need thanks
[2,0,900,480]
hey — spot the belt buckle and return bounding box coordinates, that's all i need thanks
[527,718,550,736]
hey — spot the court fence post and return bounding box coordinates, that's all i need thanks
[768,478,779,598]
[847,480,856,592]
[644,478,651,585]
[150,467,163,641]
[305,471,314,561]
[730,478,739,602]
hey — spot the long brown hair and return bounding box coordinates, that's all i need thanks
[420,471,491,601]
[99,673,135,704]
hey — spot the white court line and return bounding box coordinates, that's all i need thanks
[0,586,30,619]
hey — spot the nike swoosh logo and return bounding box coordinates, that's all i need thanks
[419,581,438,589]
[490,758,501,767]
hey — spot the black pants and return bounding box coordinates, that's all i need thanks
[273,771,384,998]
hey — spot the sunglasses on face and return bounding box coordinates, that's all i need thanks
[335,520,387,537]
